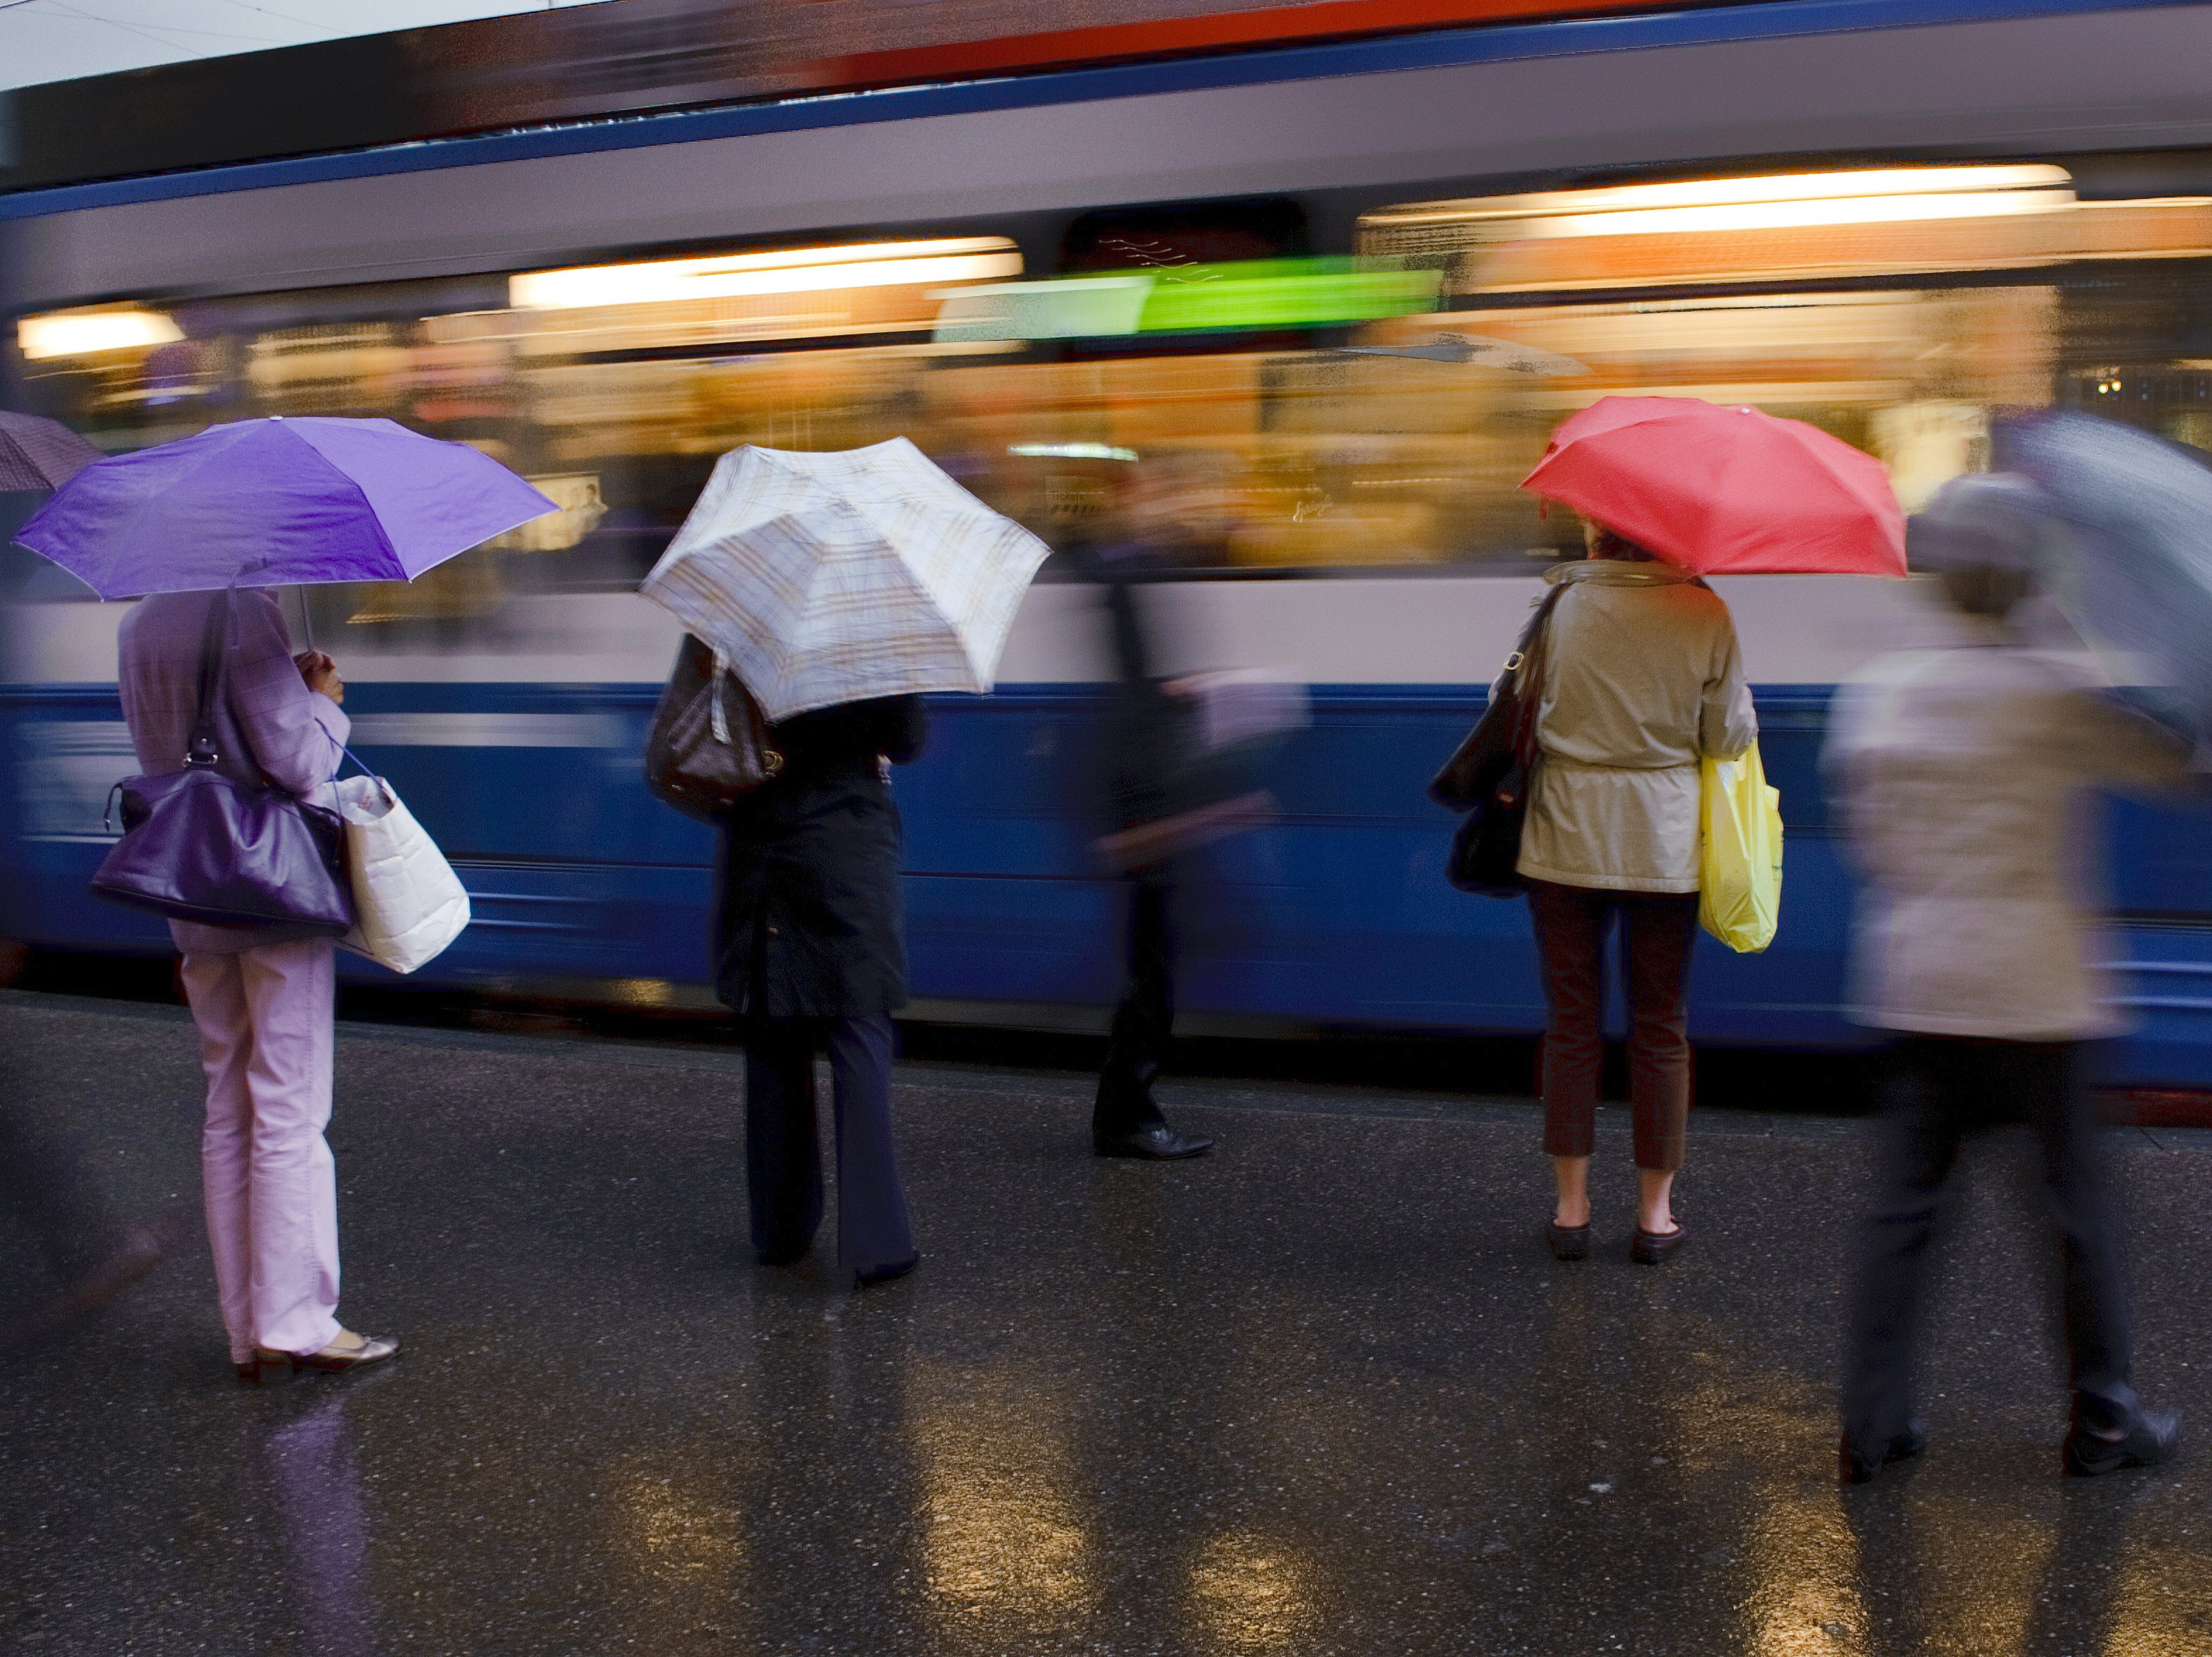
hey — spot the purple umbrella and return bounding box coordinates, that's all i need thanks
[0,412,103,493]
[11,416,557,597]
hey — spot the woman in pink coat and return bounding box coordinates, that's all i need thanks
[117,588,398,1383]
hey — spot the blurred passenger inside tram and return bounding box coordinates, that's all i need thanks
[1072,452,1257,1161]
[1524,518,1755,1265]
[1828,473,2192,1484]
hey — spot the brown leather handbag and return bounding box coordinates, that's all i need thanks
[644,635,783,821]
[1428,583,1567,896]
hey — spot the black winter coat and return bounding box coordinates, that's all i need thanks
[715,696,927,1019]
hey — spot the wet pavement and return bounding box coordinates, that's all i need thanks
[4,987,2212,1656]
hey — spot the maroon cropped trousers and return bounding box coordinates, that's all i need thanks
[1526,878,1700,1172]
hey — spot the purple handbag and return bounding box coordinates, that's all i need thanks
[90,589,354,935]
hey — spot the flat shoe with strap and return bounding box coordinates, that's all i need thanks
[1545,1220,1591,1261]
[245,1332,400,1384]
[1629,1220,1688,1265]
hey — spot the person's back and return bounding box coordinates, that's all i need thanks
[1521,559,1754,892]
[116,588,347,957]
[119,589,341,799]
[1828,640,2183,1040]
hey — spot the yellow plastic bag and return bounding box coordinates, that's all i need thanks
[1698,740,1783,954]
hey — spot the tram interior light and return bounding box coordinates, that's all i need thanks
[1009,442,1141,461]
[1527,189,2076,239]
[1369,164,2077,233]
[17,307,184,360]
[509,238,1023,309]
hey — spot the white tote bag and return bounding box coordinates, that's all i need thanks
[333,775,470,974]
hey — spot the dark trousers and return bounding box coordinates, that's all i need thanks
[0,1095,117,1292]
[742,1014,914,1274]
[1095,875,1174,1135]
[1843,1036,2139,1445]
[1527,878,1700,1171]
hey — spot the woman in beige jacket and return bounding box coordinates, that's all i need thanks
[1522,524,1756,1263]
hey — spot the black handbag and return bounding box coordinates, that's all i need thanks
[1428,584,1568,897]
[645,635,784,822]
[90,589,354,935]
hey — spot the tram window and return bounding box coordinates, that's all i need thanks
[18,171,2212,599]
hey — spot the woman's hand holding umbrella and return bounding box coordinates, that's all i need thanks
[294,650,344,705]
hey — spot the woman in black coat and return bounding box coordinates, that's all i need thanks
[717,693,926,1287]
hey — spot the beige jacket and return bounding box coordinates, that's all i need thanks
[1517,559,1756,893]
[1825,636,2192,1040]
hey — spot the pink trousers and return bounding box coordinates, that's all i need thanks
[181,938,342,1361]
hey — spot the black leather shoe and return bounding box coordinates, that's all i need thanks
[1093,1124,1213,1160]
[2064,1408,2180,1477]
[755,1241,811,1268]
[1545,1220,1591,1261]
[853,1254,920,1290]
[1840,1421,1928,1485]
[1629,1220,1688,1265]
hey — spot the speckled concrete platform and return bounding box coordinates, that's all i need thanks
[3,988,2210,1656]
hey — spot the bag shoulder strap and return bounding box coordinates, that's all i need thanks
[185,588,231,769]
[1509,583,1570,770]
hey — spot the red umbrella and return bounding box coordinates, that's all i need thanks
[1521,396,1906,576]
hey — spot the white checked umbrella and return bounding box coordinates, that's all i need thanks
[638,438,1051,722]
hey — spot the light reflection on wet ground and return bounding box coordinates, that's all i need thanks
[3,990,2211,1655]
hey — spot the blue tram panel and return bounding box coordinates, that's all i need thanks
[10,663,2212,1084]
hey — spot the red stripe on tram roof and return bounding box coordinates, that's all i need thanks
[813,0,1664,87]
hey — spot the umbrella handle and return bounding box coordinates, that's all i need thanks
[708,648,734,746]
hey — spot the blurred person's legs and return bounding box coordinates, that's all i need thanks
[1842,1036,2172,1480]
[184,939,343,1365]
[0,1095,123,1289]
[826,1014,917,1283]
[1093,870,1211,1160]
[2019,1042,2177,1473]
[0,1095,176,1350]
[743,1017,825,1265]
[1621,890,1699,1241]
[1842,1036,1965,1474]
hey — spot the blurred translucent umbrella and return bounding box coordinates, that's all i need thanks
[639,438,1050,722]
[2004,410,2212,746]
[0,412,102,493]
[12,417,556,597]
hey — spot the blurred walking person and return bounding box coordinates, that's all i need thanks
[0,1094,179,1352]
[717,694,926,1287]
[118,589,396,1382]
[1829,475,2189,1483]
[1079,456,1244,1161]
[1523,521,1755,1262]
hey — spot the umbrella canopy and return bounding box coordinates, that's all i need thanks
[1521,395,1905,575]
[638,438,1050,722]
[0,412,103,492]
[2003,410,2212,746]
[13,416,557,597]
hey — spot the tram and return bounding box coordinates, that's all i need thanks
[6,0,2212,1081]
